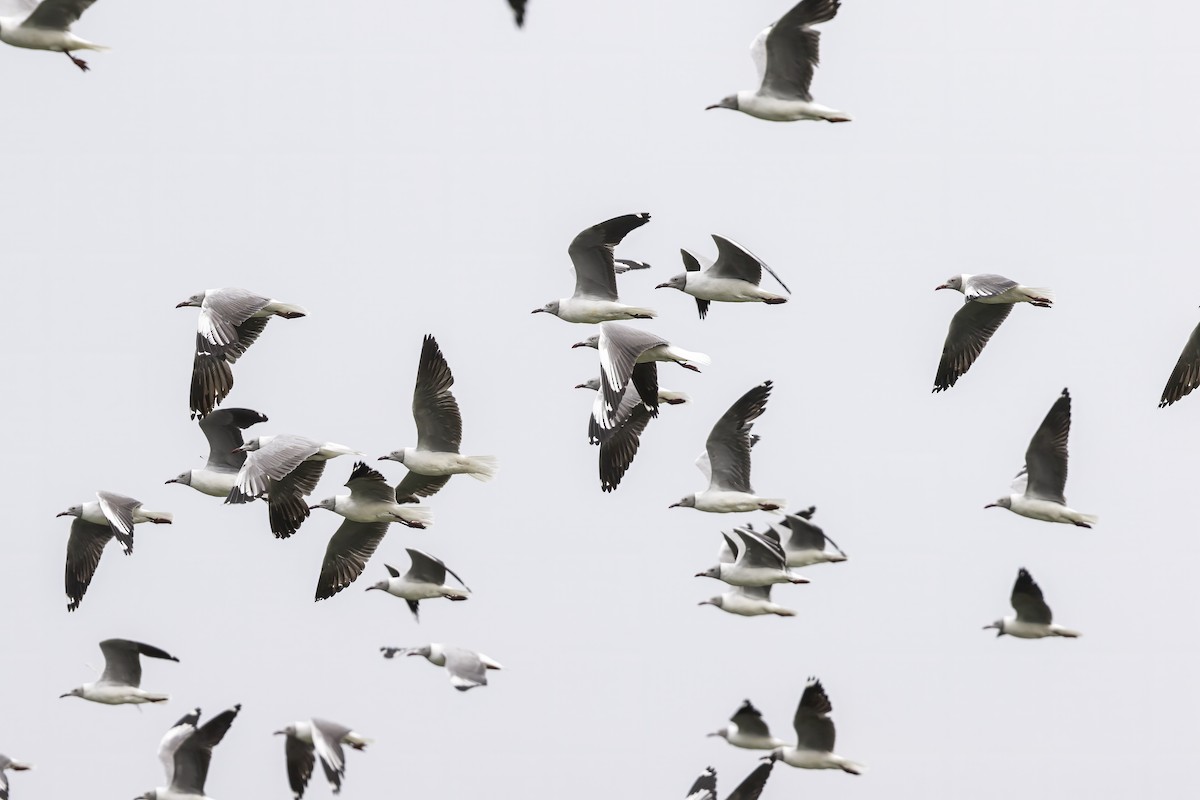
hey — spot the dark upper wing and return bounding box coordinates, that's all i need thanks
[599,401,653,492]
[792,679,836,752]
[199,408,268,472]
[171,705,241,796]
[315,520,391,600]
[760,0,841,102]
[1023,388,1071,504]
[1160,321,1200,407]
[1011,568,1053,624]
[727,762,774,800]
[267,460,326,538]
[344,461,396,503]
[597,323,668,428]
[189,317,269,419]
[568,213,651,301]
[705,382,772,493]
[412,335,463,453]
[507,0,526,27]
[933,301,1013,392]
[21,0,97,30]
[65,519,113,612]
[394,472,451,503]
[284,735,315,799]
[729,700,771,739]
[684,766,717,800]
[680,250,711,319]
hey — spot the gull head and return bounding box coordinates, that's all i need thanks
[165,472,192,486]
[175,292,205,309]
[366,580,389,592]
[56,505,83,519]
[984,497,1012,510]
[669,495,697,509]
[309,497,337,513]
[273,724,298,737]
[656,274,688,292]
[983,620,1006,637]
[531,301,560,316]
[59,687,84,699]
[571,334,600,350]
[935,275,965,292]
[406,645,432,660]
[574,378,600,391]
[378,450,406,464]
[694,566,722,580]
[706,95,739,111]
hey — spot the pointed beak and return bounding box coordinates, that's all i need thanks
[669,502,682,508]
[982,624,995,630]
[58,692,71,699]
[935,284,949,291]
[705,104,721,111]
[55,511,70,517]
[655,282,671,289]
[175,301,190,308]
[231,446,246,453]
[164,478,177,484]
[705,731,721,736]
[574,383,588,390]
[983,503,998,509]
[694,572,707,578]
[698,600,714,607]
[307,504,320,511]
[530,308,545,314]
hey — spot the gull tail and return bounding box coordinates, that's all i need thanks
[757,498,787,513]
[1022,286,1054,307]
[145,693,170,703]
[145,511,173,524]
[7,761,32,771]
[1073,512,1099,527]
[442,588,470,601]
[1052,626,1082,638]
[671,348,711,367]
[624,307,657,320]
[345,733,373,750]
[265,300,308,319]
[465,455,499,481]
[771,608,797,617]
[396,505,433,529]
[838,760,865,775]
[658,390,690,405]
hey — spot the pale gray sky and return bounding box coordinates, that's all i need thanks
[2,0,1199,797]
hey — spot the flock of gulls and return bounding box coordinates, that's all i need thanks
[3,0,1196,798]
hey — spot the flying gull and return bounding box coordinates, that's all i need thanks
[378,335,497,501]
[366,548,470,621]
[767,678,863,774]
[671,381,785,512]
[772,507,847,566]
[933,273,1053,392]
[166,408,268,498]
[707,700,787,750]
[657,236,790,319]
[226,434,361,538]
[576,376,688,492]
[381,644,503,691]
[176,287,307,419]
[0,0,109,71]
[696,528,809,587]
[985,388,1097,527]
[60,638,178,705]
[699,584,795,617]
[684,763,773,800]
[135,704,240,800]
[1158,313,1200,407]
[531,213,657,323]
[706,0,850,122]
[0,755,31,800]
[984,568,1080,639]
[310,463,434,600]
[274,718,371,799]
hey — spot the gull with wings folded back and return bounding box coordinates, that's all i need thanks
[771,506,847,566]
[657,236,790,319]
[166,408,268,498]
[706,0,850,122]
[274,718,371,799]
[696,528,808,586]
[135,704,240,800]
[767,678,863,774]
[366,548,470,621]
[985,388,1097,527]
[0,0,109,71]
[576,376,688,493]
[309,463,433,600]
[176,287,307,419]
[0,754,31,800]
[381,644,504,692]
[531,213,656,323]
[226,434,360,538]
[1157,311,1200,407]
[933,273,1053,392]
[671,382,785,512]
[984,568,1080,639]
[59,638,178,705]
[707,700,787,749]
[684,763,773,800]
[379,335,496,502]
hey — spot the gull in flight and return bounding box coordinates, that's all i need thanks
[0,0,109,72]
[135,705,240,800]
[766,678,864,774]
[166,408,268,499]
[770,507,848,566]
[576,376,688,492]
[60,639,178,705]
[696,528,809,586]
[699,584,795,617]
[984,568,1081,639]
[684,763,773,800]
[378,335,497,501]
[933,273,1053,392]
[671,381,786,513]
[274,718,371,799]
[985,388,1098,527]
[176,287,307,419]
[381,644,503,692]
[707,700,787,750]
[366,548,470,621]
[531,213,657,323]
[706,0,850,122]
[657,236,790,319]
[0,754,31,800]
[310,462,434,600]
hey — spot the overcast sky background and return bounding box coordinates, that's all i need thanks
[2,0,1199,797]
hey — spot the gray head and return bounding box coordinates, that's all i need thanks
[531,301,560,316]
[366,579,389,592]
[984,497,1012,510]
[669,495,697,509]
[273,723,299,737]
[935,275,965,292]
[59,687,84,699]
[571,334,600,350]
[308,497,337,512]
[378,450,405,464]
[165,472,193,486]
[983,620,1007,637]
[694,566,722,580]
[56,505,82,519]
[706,95,739,111]
[175,291,205,309]
[655,273,688,292]
[706,726,730,739]
[574,377,601,391]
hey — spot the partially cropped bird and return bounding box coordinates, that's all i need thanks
[0,0,110,72]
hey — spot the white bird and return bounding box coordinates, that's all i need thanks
[226,434,361,538]
[657,236,790,318]
[310,463,434,600]
[933,273,1053,391]
[670,381,785,513]
[366,548,470,621]
[531,213,657,323]
[274,718,371,799]
[381,644,503,692]
[984,568,1081,639]
[378,335,497,500]
[135,705,240,800]
[59,639,178,705]
[684,763,773,800]
[698,585,796,617]
[706,0,850,122]
[0,754,32,800]
[0,0,108,72]
[771,507,848,567]
[985,388,1098,527]
[696,528,808,587]
[176,287,307,419]
[707,701,788,750]
[767,678,863,774]
[166,408,269,499]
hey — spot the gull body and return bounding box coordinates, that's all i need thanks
[136,705,240,800]
[274,718,370,798]
[697,529,808,587]
[666,270,785,303]
[367,549,471,620]
[382,643,503,691]
[311,484,431,528]
[658,237,790,319]
[935,273,1053,306]
[699,585,795,617]
[768,679,863,775]
[0,0,109,71]
[708,701,788,750]
[984,568,1081,639]
[167,408,268,498]
[60,639,179,705]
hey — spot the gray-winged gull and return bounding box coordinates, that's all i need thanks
[933,273,1053,392]
[696,528,808,586]
[657,237,790,319]
[60,638,178,705]
[135,704,240,800]
[531,213,657,323]
[378,335,497,501]
[380,644,503,691]
[699,584,795,617]
[707,701,787,750]
[0,0,108,71]
[1158,313,1200,407]
[984,568,1080,639]
[274,718,371,798]
[685,762,773,800]
[706,0,850,122]
[670,381,785,513]
[767,678,863,774]
[772,507,847,566]
[366,548,470,620]
[984,388,1097,527]
[166,408,269,498]
[310,462,433,600]
[0,755,31,800]
[176,287,307,419]
[576,376,688,493]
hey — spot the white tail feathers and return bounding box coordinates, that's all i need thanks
[626,307,657,319]
[1053,627,1082,638]
[1022,286,1055,305]
[1075,513,1099,527]
[758,499,787,513]
[658,390,690,405]
[466,455,499,481]
[441,587,471,600]
[147,693,170,703]
[772,608,797,617]
[839,760,866,776]
[266,300,309,318]
[398,506,434,527]
[676,348,711,366]
[7,761,32,771]
[145,511,173,524]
